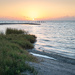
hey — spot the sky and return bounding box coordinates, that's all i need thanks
[0,0,75,20]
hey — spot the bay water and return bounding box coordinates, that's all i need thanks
[0,21,75,60]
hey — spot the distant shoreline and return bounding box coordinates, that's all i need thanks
[0,23,40,25]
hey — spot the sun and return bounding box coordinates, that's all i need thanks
[33,18,34,20]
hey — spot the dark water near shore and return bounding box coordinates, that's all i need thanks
[0,21,75,60]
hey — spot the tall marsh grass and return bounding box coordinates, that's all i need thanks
[6,28,28,35]
[0,28,37,75]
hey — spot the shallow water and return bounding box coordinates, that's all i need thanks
[0,21,75,59]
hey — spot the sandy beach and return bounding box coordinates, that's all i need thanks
[21,49,75,75]
[26,55,75,75]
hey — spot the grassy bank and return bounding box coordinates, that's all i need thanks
[0,28,37,75]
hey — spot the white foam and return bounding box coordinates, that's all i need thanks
[30,52,56,60]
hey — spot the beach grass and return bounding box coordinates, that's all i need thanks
[6,28,28,35]
[0,28,37,75]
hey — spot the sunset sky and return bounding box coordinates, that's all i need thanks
[0,0,75,20]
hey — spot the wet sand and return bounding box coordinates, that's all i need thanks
[28,49,75,65]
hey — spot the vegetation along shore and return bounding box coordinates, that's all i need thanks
[0,28,38,75]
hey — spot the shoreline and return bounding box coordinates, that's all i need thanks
[28,49,75,65]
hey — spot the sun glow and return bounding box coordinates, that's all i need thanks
[29,12,37,20]
[22,10,39,20]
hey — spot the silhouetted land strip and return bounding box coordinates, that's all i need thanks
[0,23,40,25]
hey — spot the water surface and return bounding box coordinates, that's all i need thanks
[0,21,75,59]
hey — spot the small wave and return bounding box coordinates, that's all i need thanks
[30,52,56,60]
[44,39,50,41]
[65,47,75,50]
[43,45,53,48]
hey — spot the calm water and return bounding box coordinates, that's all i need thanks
[0,21,75,59]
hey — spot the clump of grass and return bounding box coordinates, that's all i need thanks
[0,28,37,75]
[6,28,28,35]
